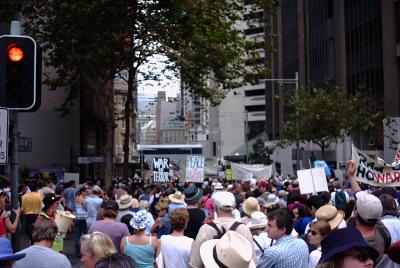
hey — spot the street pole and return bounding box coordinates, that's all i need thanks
[263,72,300,173]
[295,72,300,172]
[10,20,21,252]
[245,111,249,163]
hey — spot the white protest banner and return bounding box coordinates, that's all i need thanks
[231,163,273,181]
[352,145,400,187]
[185,155,204,183]
[152,157,170,183]
[297,167,328,194]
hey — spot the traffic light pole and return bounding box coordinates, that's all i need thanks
[10,21,21,252]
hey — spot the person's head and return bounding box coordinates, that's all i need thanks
[292,205,306,220]
[170,208,189,232]
[184,185,203,206]
[318,228,378,268]
[307,220,331,247]
[243,197,260,217]
[315,205,345,230]
[95,253,137,268]
[130,210,148,233]
[355,192,382,227]
[306,195,325,216]
[102,200,119,219]
[213,191,236,216]
[379,193,398,217]
[257,180,268,192]
[120,214,134,234]
[266,208,293,240]
[155,202,168,217]
[80,232,117,268]
[32,218,58,244]
[247,211,268,235]
[42,193,61,215]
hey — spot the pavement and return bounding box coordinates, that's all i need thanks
[18,232,83,268]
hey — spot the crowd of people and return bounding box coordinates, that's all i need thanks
[0,159,399,268]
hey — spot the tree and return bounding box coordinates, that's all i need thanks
[17,0,278,185]
[282,87,384,159]
[248,139,274,165]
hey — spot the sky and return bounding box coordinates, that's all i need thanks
[137,54,180,99]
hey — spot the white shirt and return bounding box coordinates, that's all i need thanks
[253,232,272,265]
[160,235,193,268]
[309,247,322,268]
[381,215,400,244]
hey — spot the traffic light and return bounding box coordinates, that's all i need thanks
[0,35,41,111]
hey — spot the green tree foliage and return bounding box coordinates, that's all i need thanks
[4,0,279,182]
[248,139,274,165]
[282,87,383,159]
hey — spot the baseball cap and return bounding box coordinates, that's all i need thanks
[356,191,382,222]
[258,180,267,188]
[92,185,103,193]
[213,191,235,208]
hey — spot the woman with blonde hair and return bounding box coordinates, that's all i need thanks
[80,232,117,268]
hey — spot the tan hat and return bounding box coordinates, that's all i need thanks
[117,194,133,210]
[278,190,288,198]
[168,191,185,204]
[243,197,260,216]
[200,230,256,268]
[315,205,344,230]
[247,211,268,230]
[131,198,139,208]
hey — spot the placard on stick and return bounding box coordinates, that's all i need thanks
[297,167,328,194]
[186,155,204,183]
[153,157,169,183]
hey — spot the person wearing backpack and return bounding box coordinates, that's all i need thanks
[330,185,349,210]
[189,191,256,268]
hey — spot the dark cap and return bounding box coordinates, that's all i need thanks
[319,228,379,264]
[102,200,119,211]
[42,193,61,208]
[184,185,203,205]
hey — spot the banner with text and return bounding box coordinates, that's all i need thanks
[185,155,204,183]
[231,163,273,181]
[352,145,400,187]
[152,157,170,183]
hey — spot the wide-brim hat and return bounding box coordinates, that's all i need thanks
[247,211,268,230]
[263,194,279,208]
[200,231,256,268]
[0,238,26,261]
[117,194,134,210]
[315,205,344,230]
[319,228,379,263]
[169,191,185,204]
[214,183,223,190]
[42,193,61,208]
[243,197,260,216]
[184,185,203,205]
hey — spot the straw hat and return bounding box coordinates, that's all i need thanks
[247,211,268,230]
[200,231,256,268]
[315,205,344,230]
[243,197,260,216]
[214,183,223,190]
[168,191,185,204]
[117,194,134,210]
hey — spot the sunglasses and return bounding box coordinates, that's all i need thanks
[342,250,370,262]
[307,230,321,236]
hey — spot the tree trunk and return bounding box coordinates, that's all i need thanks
[104,119,114,189]
[123,66,135,180]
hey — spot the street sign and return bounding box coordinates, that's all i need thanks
[0,108,9,164]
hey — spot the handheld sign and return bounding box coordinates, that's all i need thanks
[297,167,328,194]
[186,155,204,183]
[153,157,169,183]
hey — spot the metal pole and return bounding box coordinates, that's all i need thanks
[10,21,21,252]
[245,111,249,163]
[295,72,300,172]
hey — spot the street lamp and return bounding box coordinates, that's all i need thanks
[262,72,300,172]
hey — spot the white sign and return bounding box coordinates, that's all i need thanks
[186,156,204,183]
[0,109,9,164]
[297,167,328,194]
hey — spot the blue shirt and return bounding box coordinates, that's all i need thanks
[257,235,309,268]
[63,187,78,211]
[84,195,103,227]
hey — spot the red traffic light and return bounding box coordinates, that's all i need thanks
[8,46,24,62]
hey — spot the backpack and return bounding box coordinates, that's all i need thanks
[335,190,346,209]
[207,221,243,239]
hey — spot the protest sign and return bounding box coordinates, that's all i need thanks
[352,145,400,187]
[297,167,328,194]
[186,155,204,183]
[152,157,169,183]
[225,168,232,181]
